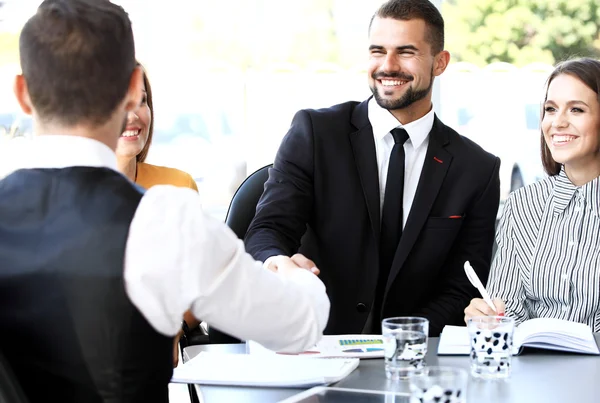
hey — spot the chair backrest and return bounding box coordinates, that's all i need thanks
[208,164,272,344]
[225,164,272,239]
[0,349,29,403]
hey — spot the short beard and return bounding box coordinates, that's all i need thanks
[370,67,434,111]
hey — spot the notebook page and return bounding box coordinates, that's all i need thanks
[516,318,599,354]
[171,352,359,388]
[437,326,470,355]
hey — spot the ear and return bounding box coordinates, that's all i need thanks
[123,66,143,113]
[13,75,33,115]
[433,50,450,77]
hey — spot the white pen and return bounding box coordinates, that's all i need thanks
[464,261,501,315]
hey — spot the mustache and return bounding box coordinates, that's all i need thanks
[372,72,414,81]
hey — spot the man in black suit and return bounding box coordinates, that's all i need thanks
[245,0,500,336]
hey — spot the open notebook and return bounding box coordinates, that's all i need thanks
[171,352,359,388]
[247,335,385,359]
[438,318,599,355]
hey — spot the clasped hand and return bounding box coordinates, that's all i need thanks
[267,253,320,276]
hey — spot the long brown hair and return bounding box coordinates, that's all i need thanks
[541,58,600,176]
[136,62,154,163]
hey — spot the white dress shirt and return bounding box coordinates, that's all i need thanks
[488,167,600,331]
[0,135,330,353]
[367,98,434,227]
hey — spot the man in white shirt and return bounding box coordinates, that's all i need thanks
[0,1,329,402]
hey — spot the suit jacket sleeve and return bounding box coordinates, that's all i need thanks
[245,110,315,262]
[415,157,501,335]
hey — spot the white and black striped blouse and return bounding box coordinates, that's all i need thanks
[487,167,600,331]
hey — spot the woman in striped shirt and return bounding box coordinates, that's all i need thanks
[464,57,600,331]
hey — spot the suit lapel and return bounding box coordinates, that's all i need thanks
[385,117,453,294]
[350,100,380,240]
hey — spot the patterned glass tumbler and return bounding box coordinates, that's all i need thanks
[467,316,515,379]
[409,366,468,403]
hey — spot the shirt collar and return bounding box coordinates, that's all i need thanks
[552,166,600,218]
[367,97,434,149]
[3,134,118,173]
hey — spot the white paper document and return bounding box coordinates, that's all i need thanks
[248,335,385,359]
[438,318,599,356]
[171,352,359,388]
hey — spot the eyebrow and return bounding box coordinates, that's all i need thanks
[368,44,419,52]
[545,99,589,107]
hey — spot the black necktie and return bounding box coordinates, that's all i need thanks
[374,127,409,326]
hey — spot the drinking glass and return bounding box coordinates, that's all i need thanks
[409,366,468,403]
[382,317,428,380]
[467,316,515,379]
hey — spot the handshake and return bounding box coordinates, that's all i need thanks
[266,253,321,276]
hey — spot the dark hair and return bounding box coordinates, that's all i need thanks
[369,0,444,55]
[19,0,136,126]
[541,57,600,176]
[136,63,154,163]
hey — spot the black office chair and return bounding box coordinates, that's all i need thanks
[0,349,29,403]
[225,164,272,239]
[207,164,272,345]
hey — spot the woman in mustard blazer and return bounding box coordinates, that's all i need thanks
[116,63,198,191]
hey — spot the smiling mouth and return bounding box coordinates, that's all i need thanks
[552,134,577,145]
[380,79,408,87]
[121,129,141,138]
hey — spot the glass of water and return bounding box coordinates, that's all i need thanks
[409,366,468,403]
[467,316,515,379]
[382,317,428,380]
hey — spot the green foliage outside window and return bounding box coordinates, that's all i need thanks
[443,0,600,66]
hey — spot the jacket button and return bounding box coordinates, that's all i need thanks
[356,303,367,313]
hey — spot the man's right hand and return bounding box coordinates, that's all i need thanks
[464,298,505,323]
[267,254,320,276]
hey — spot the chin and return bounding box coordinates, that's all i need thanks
[549,152,574,166]
[549,152,566,164]
[116,145,142,159]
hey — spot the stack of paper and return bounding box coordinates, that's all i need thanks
[248,335,385,359]
[171,352,359,388]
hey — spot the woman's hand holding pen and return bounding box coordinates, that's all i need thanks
[464,298,506,323]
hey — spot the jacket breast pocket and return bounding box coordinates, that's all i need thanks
[424,216,465,230]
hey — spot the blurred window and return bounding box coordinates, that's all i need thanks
[525,103,541,131]
[0,0,567,216]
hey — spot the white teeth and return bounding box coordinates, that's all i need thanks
[381,79,406,86]
[121,130,139,137]
[553,135,576,143]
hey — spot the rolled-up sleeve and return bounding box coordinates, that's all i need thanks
[124,185,329,352]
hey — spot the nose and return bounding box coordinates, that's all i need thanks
[381,53,399,73]
[127,111,139,124]
[551,112,568,129]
